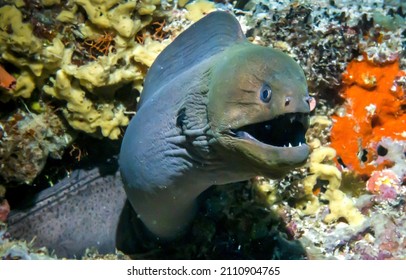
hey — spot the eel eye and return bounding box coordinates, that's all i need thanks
[260,85,272,103]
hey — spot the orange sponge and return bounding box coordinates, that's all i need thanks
[330,59,406,177]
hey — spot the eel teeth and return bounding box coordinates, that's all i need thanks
[230,112,308,148]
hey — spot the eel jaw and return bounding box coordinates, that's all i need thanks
[230,112,309,149]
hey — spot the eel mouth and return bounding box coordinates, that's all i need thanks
[230,113,309,147]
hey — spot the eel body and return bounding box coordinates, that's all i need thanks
[119,11,314,252]
[7,167,126,258]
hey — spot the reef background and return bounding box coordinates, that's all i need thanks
[1,0,405,259]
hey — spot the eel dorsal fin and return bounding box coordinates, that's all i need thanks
[138,11,246,107]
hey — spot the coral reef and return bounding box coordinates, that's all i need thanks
[0,222,56,260]
[235,0,405,97]
[81,248,130,260]
[297,143,362,226]
[251,106,405,259]
[286,172,406,259]
[0,0,169,140]
[0,0,174,184]
[366,169,402,196]
[0,106,75,184]
[269,114,406,260]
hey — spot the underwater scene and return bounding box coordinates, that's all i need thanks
[0,0,405,260]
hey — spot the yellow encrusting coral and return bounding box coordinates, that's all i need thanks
[0,1,169,140]
[0,5,42,55]
[11,71,36,99]
[185,0,216,22]
[74,0,140,38]
[299,140,365,226]
[0,0,174,187]
[178,0,190,7]
[41,0,61,6]
[322,183,365,226]
[253,177,280,206]
[0,5,44,100]
[43,70,128,139]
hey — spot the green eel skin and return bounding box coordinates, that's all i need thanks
[118,11,314,254]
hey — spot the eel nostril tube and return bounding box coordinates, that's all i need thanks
[306,96,316,111]
[285,97,291,106]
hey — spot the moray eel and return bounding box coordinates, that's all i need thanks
[7,166,126,258]
[118,11,314,253]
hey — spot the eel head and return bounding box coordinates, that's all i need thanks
[208,44,314,178]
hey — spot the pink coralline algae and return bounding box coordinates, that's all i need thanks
[366,170,402,200]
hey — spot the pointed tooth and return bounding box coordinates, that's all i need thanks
[299,142,302,146]
[288,143,292,147]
